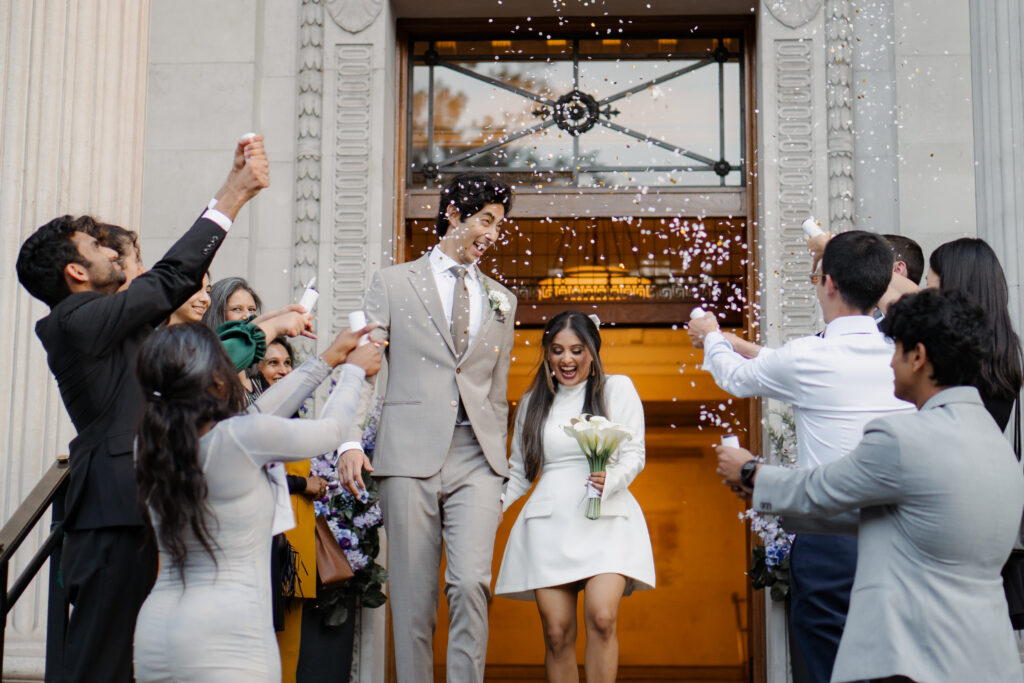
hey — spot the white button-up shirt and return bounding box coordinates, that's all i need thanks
[703,315,914,468]
[428,245,485,347]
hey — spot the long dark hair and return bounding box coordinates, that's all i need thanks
[930,238,1023,402]
[135,323,247,580]
[519,311,607,482]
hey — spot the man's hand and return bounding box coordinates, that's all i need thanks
[807,231,831,274]
[346,342,383,377]
[715,444,757,491]
[213,134,271,220]
[686,312,720,349]
[337,448,373,498]
[320,324,378,368]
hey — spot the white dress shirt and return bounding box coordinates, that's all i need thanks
[703,315,914,468]
[428,245,485,345]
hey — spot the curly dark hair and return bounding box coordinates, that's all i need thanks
[16,215,94,306]
[135,323,247,581]
[929,238,1023,403]
[519,310,607,482]
[435,173,513,237]
[86,222,140,271]
[880,289,989,388]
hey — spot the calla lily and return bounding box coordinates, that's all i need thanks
[560,413,635,519]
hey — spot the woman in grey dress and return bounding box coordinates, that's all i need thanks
[132,322,381,682]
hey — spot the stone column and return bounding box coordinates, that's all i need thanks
[970,0,1024,351]
[0,0,151,677]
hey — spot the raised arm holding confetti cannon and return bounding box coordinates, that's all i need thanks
[686,231,913,683]
[15,134,268,682]
[715,289,1024,683]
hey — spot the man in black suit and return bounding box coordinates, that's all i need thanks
[15,135,269,682]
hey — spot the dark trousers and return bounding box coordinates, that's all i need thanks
[62,526,157,683]
[788,533,858,683]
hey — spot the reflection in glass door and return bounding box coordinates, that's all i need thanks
[408,35,745,189]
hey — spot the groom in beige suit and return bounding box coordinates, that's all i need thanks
[337,174,516,683]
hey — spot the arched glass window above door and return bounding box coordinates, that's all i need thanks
[408,35,745,189]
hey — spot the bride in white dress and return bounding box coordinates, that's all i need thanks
[131,322,381,682]
[495,310,655,683]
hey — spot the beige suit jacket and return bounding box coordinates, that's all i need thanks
[347,253,517,478]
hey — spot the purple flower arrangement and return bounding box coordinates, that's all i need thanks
[311,398,388,626]
[740,508,794,601]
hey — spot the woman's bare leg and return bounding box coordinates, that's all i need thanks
[582,574,627,683]
[535,585,580,683]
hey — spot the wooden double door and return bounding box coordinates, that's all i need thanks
[424,327,754,682]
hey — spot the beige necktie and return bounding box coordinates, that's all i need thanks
[450,265,471,356]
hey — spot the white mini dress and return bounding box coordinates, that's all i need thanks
[495,375,656,600]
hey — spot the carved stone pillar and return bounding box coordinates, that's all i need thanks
[294,2,393,679]
[0,1,151,676]
[758,4,830,681]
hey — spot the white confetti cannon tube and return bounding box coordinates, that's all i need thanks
[298,277,319,313]
[802,216,823,238]
[690,306,707,320]
[721,434,740,448]
[348,310,371,346]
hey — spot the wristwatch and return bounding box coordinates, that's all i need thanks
[739,459,758,489]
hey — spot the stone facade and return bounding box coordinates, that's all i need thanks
[0,0,999,679]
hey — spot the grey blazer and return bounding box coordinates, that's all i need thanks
[347,253,516,478]
[754,386,1024,683]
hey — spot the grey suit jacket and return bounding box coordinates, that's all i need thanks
[754,386,1024,683]
[347,253,517,478]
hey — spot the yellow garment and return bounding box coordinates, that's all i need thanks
[284,460,318,598]
[277,459,317,683]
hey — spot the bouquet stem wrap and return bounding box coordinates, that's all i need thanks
[562,414,635,520]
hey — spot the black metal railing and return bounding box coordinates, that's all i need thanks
[0,457,70,682]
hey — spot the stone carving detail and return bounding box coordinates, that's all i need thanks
[776,39,819,341]
[826,0,855,232]
[326,0,382,34]
[294,0,324,318]
[332,44,373,336]
[766,0,825,28]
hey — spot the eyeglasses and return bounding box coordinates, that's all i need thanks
[809,272,822,285]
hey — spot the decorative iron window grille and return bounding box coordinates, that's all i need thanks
[407,34,745,189]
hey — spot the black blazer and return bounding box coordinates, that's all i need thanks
[35,215,226,530]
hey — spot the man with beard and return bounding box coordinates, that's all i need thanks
[15,135,269,682]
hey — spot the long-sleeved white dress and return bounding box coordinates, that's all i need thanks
[133,358,364,683]
[495,375,656,601]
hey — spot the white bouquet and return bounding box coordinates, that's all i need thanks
[562,414,635,520]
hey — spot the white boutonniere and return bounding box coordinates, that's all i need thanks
[485,286,511,321]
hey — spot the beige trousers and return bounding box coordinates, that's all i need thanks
[379,426,504,683]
